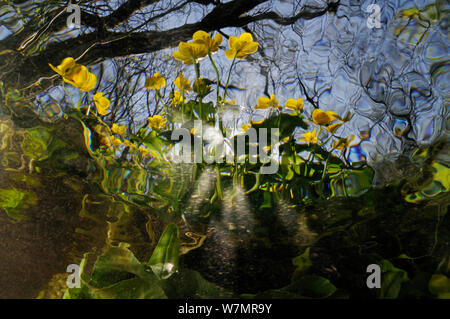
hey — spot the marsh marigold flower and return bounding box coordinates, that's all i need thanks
[139,146,151,158]
[193,77,211,95]
[172,91,184,105]
[193,30,222,52]
[110,135,123,147]
[332,135,355,150]
[225,33,259,60]
[145,72,165,90]
[123,139,137,149]
[242,123,251,131]
[174,72,192,93]
[173,42,208,64]
[49,57,97,92]
[285,98,304,112]
[300,129,318,144]
[255,94,280,110]
[93,92,110,115]
[111,123,126,136]
[325,122,343,134]
[312,109,340,126]
[148,115,167,130]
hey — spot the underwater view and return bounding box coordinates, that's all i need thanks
[0,0,448,302]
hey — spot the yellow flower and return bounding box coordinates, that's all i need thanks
[123,139,137,149]
[49,57,76,76]
[242,124,251,131]
[111,123,126,136]
[74,66,97,92]
[174,72,192,93]
[332,135,355,150]
[255,94,280,110]
[280,136,290,143]
[250,119,264,125]
[225,32,259,60]
[193,77,211,95]
[172,91,184,105]
[145,72,165,90]
[139,146,151,158]
[110,135,123,147]
[193,30,222,52]
[300,129,318,144]
[312,109,340,126]
[285,98,304,112]
[173,42,208,64]
[93,92,110,115]
[148,115,167,130]
[49,57,97,92]
[221,99,236,105]
[325,123,343,134]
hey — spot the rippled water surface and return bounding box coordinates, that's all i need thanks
[0,0,448,299]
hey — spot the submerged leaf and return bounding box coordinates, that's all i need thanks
[148,224,180,280]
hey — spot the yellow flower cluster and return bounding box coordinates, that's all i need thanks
[172,91,184,106]
[255,94,280,110]
[148,115,167,130]
[49,57,97,92]
[111,123,126,135]
[300,129,318,144]
[93,92,110,115]
[255,94,304,113]
[193,77,211,95]
[173,31,258,64]
[174,72,192,93]
[145,72,166,90]
[299,109,354,147]
[173,31,222,64]
[224,32,259,60]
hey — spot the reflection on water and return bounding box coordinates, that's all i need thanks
[0,0,448,299]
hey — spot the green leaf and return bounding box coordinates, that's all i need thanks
[148,224,180,280]
[287,275,337,298]
[21,127,52,160]
[0,188,37,221]
[378,260,409,299]
[142,130,169,161]
[292,247,312,279]
[65,244,166,299]
[161,268,234,298]
[89,277,166,299]
[428,274,450,299]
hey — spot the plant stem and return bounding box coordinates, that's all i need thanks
[223,56,236,100]
[208,51,221,103]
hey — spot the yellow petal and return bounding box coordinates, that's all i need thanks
[228,36,239,50]
[240,32,254,43]
[79,72,97,92]
[193,30,210,43]
[57,57,76,74]
[211,33,223,51]
[242,41,258,54]
[325,123,343,134]
[312,109,339,126]
[225,48,237,59]
[49,63,63,76]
